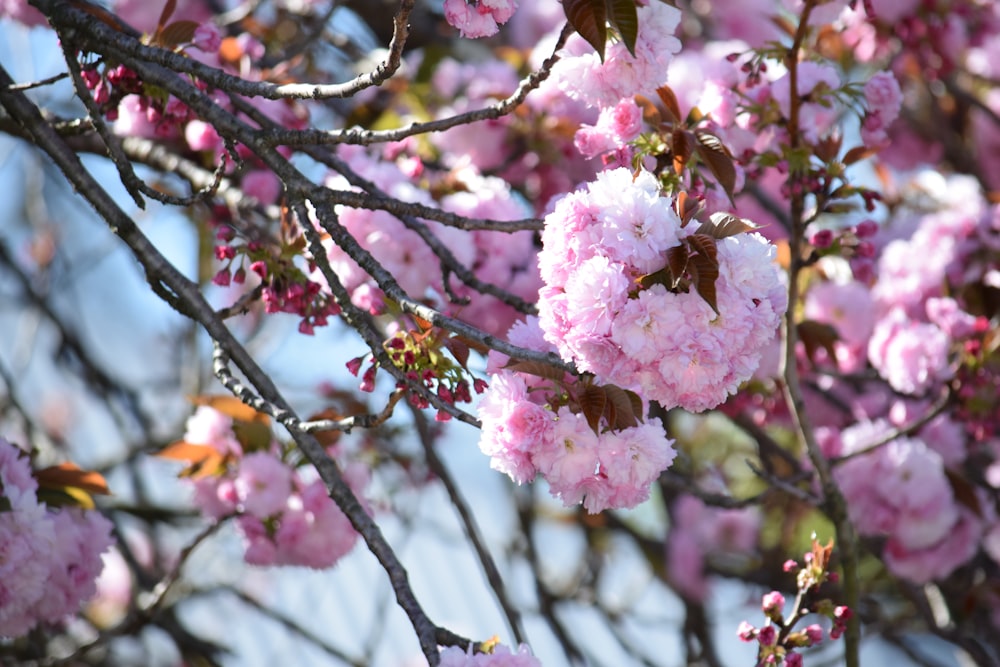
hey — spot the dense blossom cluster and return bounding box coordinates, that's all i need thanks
[438,641,540,667]
[4,0,1000,661]
[477,319,676,513]
[0,438,113,637]
[537,167,787,413]
[179,406,365,568]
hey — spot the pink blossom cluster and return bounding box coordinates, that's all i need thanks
[439,641,540,667]
[573,98,644,159]
[546,1,682,109]
[665,495,761,602]
[181,406,366,568]
[830,420,983,583]
[860,71,903,148]
[0,438,114,638]
[442,0,518,39]
[537,167,787,413]
[477,318,676,513]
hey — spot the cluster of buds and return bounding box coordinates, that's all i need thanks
[347,324,487,421]
[736,537,851,666]
[808,218,880,282]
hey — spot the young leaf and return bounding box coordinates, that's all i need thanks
[797,319,840,367]
[666,244,689,288]
[656,85,682,124]
[34,463,111,510]
[607,0,639,58]
[153,0,178,40]
[156,20,200,48]
[563,0,608,61]
[637,265,673,291]
[694,131,737,205]
[602,384,640,430]
[157,441,228,478]
[504,359,567,383]
[581,384,608,434]
[698,212,758,239]
[190,395,271,426]
[672,128,692,175]
[686,234,720,315]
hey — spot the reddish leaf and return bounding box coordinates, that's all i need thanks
[190,395,270,425]
[305,408,345,448]
[672,129,692,176]
[687,234,720,315]
[842,145,878,166]
[656,85,682,124]
[581,385,608,434]
[675,191,703,227]
[697,212,758,239]
[666,244,689,287]
[606,0,639,58]
[563,0,608,61]
[157,441,228,478]
[694,131,737,205]
[504,359,567,383]
[797,319,840,367]
[444,337,471,370]
[946,468,982,516]
[156,20,200,48]
[155,0,178,37]
[35,463,111,497]
[603,384,640,430]
[637,265,672,291]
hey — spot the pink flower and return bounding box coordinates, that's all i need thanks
[192,23,222,53]
[443,0,518,38]
[233,452,294,519]
[868,308,952,395]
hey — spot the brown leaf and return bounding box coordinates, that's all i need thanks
[797,319,840,367]
[656,85,682,124]
[606,0,639,58]
[190,395,270,425]
[637,265,673,291]
[563,0,608,61]
[666,244,689,287]
[697,212,758,239]
[672,129,692,176]
[581,385,608,434]
[694,131,737,205]
[843,145,878,166]
[603,384,640,430]
[156,20,200,48]
[686,234,720,315]
[155,0,178,35]
[945,468,982,516]
[35,462,111,497]
[157,441,228,478]
[504,359,567,383]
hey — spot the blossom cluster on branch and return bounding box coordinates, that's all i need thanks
[1,0,1000,665]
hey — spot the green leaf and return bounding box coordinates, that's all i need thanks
[607,0,639,58]
[563,0,608,61]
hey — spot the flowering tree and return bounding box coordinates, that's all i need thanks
[1,0,999,665]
